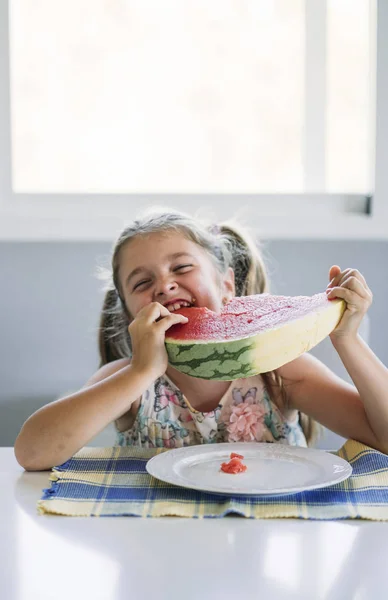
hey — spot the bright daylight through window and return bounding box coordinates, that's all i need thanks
[10,0,375,195]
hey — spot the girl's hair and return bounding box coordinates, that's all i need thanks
[98,208,320,446]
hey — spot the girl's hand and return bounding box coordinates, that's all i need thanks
[326,265,373,341]
[128,302,188,379]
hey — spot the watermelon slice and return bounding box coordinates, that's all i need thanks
[165,292,345,380]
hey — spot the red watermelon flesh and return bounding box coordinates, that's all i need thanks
[166,293,339,341]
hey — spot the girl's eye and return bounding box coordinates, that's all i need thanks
[132,265,193,290]
[133,279,151,290]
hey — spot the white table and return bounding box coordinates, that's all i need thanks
[2,448,388,600]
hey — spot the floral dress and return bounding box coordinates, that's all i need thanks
[115,374,307,448]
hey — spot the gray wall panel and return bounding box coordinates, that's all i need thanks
[1,240,387,449]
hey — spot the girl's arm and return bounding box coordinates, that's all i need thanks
[331,333,388,449]
[14,360,154,471]
[279,266,388,454]
[14,302,187,471]
[279,351,388,454]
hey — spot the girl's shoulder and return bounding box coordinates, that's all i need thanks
[83,358,131,388]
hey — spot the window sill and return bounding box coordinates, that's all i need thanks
[0,209,386,241]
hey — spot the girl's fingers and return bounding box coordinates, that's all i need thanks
[328,276,365,296]
[150,303,189,327]
[326,286,358,306]
[129,304,188,337]
[139,302,173,324]
[341,269,368,289]
[337,273,369,297]
[327,265,342,288]
[155,312,188,333]
[327,267,343,289]
[327,267,369,292]
[326,278,371,304]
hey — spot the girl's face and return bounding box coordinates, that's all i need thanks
[118,231,235,318]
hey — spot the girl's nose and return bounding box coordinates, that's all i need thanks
[154,277,178,298]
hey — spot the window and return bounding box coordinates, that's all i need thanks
[2,0,387,240]
[10,0,375,195]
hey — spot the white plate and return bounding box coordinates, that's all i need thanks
[146,442,352,495]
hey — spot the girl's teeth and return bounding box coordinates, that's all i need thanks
[168,301,190,312]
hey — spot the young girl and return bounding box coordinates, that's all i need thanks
[14,209,388,470]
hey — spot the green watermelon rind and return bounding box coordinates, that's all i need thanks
[165,338,257,380]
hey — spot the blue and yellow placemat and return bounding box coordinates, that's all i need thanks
[38,440,388,520]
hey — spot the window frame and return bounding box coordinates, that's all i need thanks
[0,0,386,241]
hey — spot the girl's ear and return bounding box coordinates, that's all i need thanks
[222,267,235,301]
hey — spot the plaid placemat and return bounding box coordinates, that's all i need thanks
[37,440,388,520]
